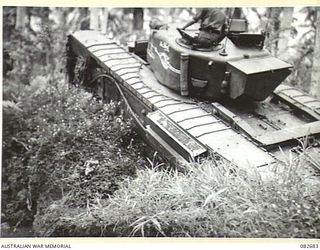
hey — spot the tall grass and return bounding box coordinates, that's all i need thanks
[35,154,320,237]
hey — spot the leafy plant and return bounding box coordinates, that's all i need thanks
[2,77,149,234]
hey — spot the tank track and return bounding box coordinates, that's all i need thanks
[274,85,320,121]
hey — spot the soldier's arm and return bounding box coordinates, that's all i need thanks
[182,9,205,30]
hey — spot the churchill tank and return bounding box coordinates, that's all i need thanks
[66,18,320,175]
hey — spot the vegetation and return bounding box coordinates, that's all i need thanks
[32,157,320,237]
[2,6,320,238]
[2,78,150,233]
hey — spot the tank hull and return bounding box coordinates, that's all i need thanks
[67,30,320,177]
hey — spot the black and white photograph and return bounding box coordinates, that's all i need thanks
[1,4,320,244]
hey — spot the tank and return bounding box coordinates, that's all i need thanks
[66,20,320,177]
[147,25,292,101]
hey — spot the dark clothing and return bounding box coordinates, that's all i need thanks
[193,8,226,47]
[193,8,226,34]
[197,30,222,47]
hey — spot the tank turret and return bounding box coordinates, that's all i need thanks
[147,21,292,101]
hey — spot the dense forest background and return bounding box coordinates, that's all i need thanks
[2,6,320,237]
[3,7,320,95]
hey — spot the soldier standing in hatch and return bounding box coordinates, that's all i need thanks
[182,8,227,47]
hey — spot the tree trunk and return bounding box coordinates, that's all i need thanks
[90,8,100,31]
[278,7,294,60]
[266,7,282,56]
[41,7,50,24]
[233,8,243,19]
[225,8,233,18]
[3,7,17,39]
[163,8,170,25]
[133,8,144,30]
[56,7,66,26]
[310,7,320,97]
[15,6,26,29]
[101,8,109,34]
[79,8,89,30]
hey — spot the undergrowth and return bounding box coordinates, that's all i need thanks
[2,76,148,233]
[32,154,320,238]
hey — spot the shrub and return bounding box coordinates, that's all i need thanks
[2,77,147,232]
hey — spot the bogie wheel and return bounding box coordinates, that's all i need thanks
[90,70,121,104]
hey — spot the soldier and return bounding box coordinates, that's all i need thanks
[182,8,227,47]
